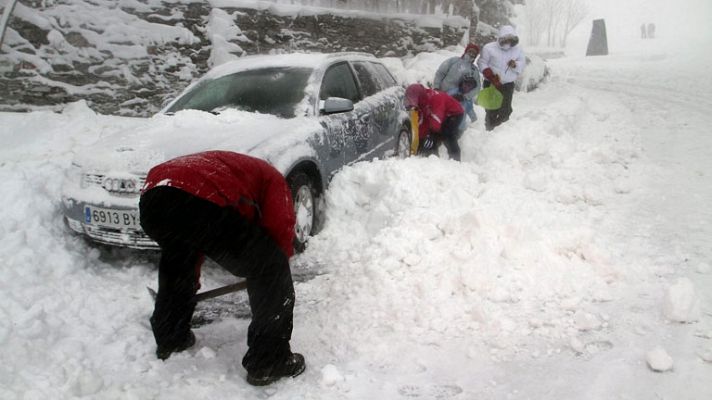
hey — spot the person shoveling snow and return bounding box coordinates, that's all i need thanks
[139,150,305,386]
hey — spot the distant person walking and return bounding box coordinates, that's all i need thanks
[139,150,305,386]
[647,23,656,39]
[641,23,647,39]
[433,43,482,135]
[477,25,526,131]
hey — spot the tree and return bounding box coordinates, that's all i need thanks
[559,0,587,47]
[477,0,514,27]
[523,0,587,47]
[541,0,563,47]
[523,0,545,46]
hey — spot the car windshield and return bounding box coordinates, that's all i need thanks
[166,67,312,118]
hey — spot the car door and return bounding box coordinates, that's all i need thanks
[350,61,384,157]
[318,61,370,169]
[369,61,401,139]
[352,61,401,159]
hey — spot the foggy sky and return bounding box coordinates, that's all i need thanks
[559,0,712,55]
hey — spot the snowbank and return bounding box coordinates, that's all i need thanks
[1,41,711,399]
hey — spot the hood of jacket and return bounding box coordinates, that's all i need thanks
[498,25,518,39]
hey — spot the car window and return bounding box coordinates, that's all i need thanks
[166,67,312,118]
[370,62,398,89]
[319,62,360,103]
[352,61,380,98]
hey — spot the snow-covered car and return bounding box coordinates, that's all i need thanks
[61,52,411,251]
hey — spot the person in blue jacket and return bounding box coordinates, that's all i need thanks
[433,43,482,136]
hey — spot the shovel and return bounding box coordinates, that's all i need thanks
[147,281,248,303]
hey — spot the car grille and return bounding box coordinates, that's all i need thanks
[84,225,159,250]
[82,173,104,186]
[82,173,146,197]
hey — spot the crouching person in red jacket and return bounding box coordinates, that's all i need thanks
[405,83,465,161]
[139,150,305,386]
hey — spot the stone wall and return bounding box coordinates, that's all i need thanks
[0,1,468,116]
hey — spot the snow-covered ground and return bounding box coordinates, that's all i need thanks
[2,40,712,400]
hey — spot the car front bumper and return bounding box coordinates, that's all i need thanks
[62,196,159,250]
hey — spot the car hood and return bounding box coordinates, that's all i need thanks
[73,109,323,174]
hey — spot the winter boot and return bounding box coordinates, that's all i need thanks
[246,353,306,386]
[156,330,196,360]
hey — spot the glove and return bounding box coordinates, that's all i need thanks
[482,68,502,90]
[507,60,517,69]
[421,135,436,150]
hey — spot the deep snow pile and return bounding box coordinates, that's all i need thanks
[2,50,712,400]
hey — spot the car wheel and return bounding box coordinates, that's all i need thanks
[395,123,411,159]
[288,171,317,253]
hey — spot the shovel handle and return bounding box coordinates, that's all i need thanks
[194,281,248,302]
[409,109,420,155]
[147,281,248,303]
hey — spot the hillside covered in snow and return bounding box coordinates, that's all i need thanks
[1,0,476,115]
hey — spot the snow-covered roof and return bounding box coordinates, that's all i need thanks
[202,52,378,80]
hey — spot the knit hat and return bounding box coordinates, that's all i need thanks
[462,43,480,58]
[404,83,426,109]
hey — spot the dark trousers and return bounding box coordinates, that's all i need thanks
[420,114,464,161]
[484,81,516,131]
[441,114,464,161]
[139,186,295,372]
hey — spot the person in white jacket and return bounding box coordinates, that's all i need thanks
[477,25,526,131]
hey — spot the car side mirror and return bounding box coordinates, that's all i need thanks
[320,97,354,114]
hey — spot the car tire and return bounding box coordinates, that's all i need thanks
[395,123,412,159]
[287,171,318,253]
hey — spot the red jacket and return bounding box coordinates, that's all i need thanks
[416,89,464,139]
[142,151,296,257]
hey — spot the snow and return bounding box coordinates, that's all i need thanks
[198,52,381,82]
[207,0,469,26]
[206,8,247,67]
[566,0,712,58]
[646,346,674,372]
[319,364,344,387]
[12,2,53,31]
[68,109,321,171]
[2,18,712,400]
[663,278,701,323]
[701,348,712,364]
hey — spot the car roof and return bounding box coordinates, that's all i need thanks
[203,52,380,81]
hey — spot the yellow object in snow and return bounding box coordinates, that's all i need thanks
[409,109,419,155]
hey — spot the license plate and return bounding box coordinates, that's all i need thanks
[84,206,140,229]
